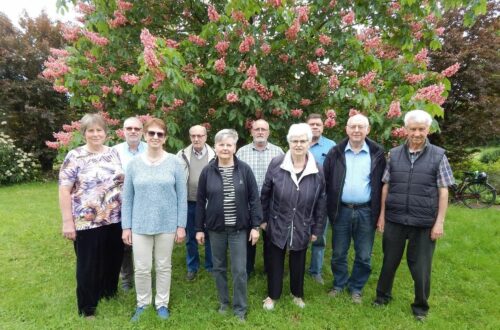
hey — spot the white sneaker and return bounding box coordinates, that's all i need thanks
[292,296,305,308]
[263,297,274,310]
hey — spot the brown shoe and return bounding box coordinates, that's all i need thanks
[328,289,341,298]
[351,292,362,304]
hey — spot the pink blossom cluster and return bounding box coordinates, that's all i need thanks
[315,47,326,57]
[329,75,340,90]
[140,28,157,48]
[260,43,271,55]
[50,48,70,57]
[53,131,72,146]
[117,0,133,11]
[82,31,109,46]
[79,79,89,86]
[84,51,97,63]
[45,141,60,149]
[201,122,212,131]
[329,0,337,8]
[405,73,426,84]
[245,81,273,100]
[246,65,258,78]
[112,85,123,95]
[109,67,117,73]
[149,94,157,109]
[165,39,179,49]
[375,44,399,59]
[109,10,128,29]
[386,101,401,119]
[357,71,376,89]
[387,1,400,15]
[435,27,445,36]
[151,72,165,89]
[115,129,125,139]
[62,25,81,42]
[42,57,70,80]
[99,111,121,126]
[101,85,112,95]
[286,19,301,40]
[92,100,104,111]
[245,118,254,130]
[342,11,355,25]
[242,77,256,90]
[208,5,220,22]
[239,36,255,53]
[324,117,336,128]
[121,73,140,85]
[231,10,247,24]
[208,108,216,116]
[192,76,206,87]
[414,83,446,105]
[226,92,239,103]
[62,121,81,132]
[296,6,309,23]
[300,99,311,106]
[215,41,230,56]
[137,114,153,124]
[363,36,381,51]
[307,61,320,75]
[144,48,160,68]
[349,108,359,117]
[189,35,207,46]
[326,109,337,119]
[98,66,107,75]
[267,0,282,7]
[279,54,289,63]
[76,1,95,15]
[272,108,285,116]
[414,48,429,65]
[426,13,437,24]
[238,61,247,73]
[290,109,303,118]
[319,34,332,46]
[215,58,226,74]
[53,85,69,93]
[391,127,407,138]
[441,63,460,77]
[142,16,153,25]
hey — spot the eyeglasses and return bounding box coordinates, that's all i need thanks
[125,127,142,132]
[347,125,367,130]
[147,131,165,138]
[190,134,206,139]
[290,139,308,145]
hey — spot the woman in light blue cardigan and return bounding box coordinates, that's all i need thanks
[121,118,187,321]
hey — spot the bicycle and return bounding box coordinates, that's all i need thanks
[450,171,497,209]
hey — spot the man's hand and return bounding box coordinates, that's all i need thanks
[196,232,205,245]
[175,227,186,243]
[310,235,317,242]
[249,228,260,246]
[260,222,267,231]
[430,221,444,241]
[122,229,132,246]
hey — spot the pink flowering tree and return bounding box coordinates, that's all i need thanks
[46,0,487,151]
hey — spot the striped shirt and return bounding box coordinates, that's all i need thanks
[219,166,237,226]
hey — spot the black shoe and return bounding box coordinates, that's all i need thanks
[186,271,197,281]
[372,297,389,307]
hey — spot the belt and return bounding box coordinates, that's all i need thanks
[341,202,370,209]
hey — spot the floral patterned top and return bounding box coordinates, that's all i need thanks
[59,146,124,231]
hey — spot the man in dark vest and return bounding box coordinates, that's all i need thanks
[373,110,455,321]
[177,125,215,281]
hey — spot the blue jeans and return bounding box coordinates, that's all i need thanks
[331,205,375,294]
[186,202,212,273]
[209,228,247,317]
[309,221,328,275]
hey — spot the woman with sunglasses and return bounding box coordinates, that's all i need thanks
[121,118,187,321]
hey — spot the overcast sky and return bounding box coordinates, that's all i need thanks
[0,0,76,26]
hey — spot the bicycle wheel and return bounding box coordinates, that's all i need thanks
[462,182,497,209]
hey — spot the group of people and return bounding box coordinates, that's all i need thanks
[58,109,454,323]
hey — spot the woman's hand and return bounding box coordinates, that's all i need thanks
[62,220,76,241]
[175,227,186,243]
[196,232,205,245]
[310,235,317,242]
[376,215,385,233]
[249,228,260,246]
[122,229,132,246]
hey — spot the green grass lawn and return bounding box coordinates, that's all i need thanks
[1,182,499,329]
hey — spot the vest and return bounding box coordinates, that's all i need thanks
[385,143,445,228]
[188,152,208,201]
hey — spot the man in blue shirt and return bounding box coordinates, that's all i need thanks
[113,117,147,291]
[306,114,336,284]
[323,114,386,304]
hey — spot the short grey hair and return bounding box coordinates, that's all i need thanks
[80,113,107,135]
[404,110,432,127]
[214,129,238,144]
[287,123,313,143]
[347,114,370,127]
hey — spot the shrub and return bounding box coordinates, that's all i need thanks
[0,132,40,185]
[479,148,500,164]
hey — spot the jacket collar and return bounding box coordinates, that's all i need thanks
[280,150,319,186]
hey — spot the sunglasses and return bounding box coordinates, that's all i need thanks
[125,127,142,132]
[147,131,165,138]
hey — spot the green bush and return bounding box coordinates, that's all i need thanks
[452,156,500,192]
[479,148,500,164]
[0,132,40,184]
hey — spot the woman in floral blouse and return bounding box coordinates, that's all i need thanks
[58,113,124,318]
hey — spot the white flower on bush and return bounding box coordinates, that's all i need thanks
[0,131,39,184]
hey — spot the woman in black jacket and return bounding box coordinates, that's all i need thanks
[260,123,326,310]
[195,129,262,321]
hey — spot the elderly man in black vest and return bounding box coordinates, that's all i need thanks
[374,110,455,321]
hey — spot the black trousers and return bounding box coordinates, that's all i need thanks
[246,230,270,275]
[73,223,124,316]
[376,221,436,316]
[266,242,307,300]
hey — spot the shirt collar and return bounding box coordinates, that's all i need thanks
[252,142,269,151]
[345,140,369,153]
[192,145,207,157]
